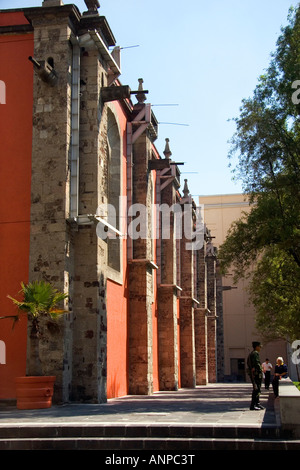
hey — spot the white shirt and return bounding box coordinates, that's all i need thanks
[262,362,272,372]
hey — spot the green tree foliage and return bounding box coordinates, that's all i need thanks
[250,247,300,342]
[219,6,300,342]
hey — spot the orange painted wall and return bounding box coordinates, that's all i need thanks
[107,273,128,398]
[152,271,159,392]
[106,102,129,399]
[177,297,181,388]
[151,166,159,392]
[0,14,33,398]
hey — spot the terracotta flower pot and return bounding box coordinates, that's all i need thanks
[15,376,56,409]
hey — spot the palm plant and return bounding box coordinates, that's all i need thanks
[2,281,68,376]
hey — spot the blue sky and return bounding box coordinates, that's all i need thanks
[1,0,299,196]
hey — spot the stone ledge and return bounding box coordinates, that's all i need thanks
[279,378,300,437]
[279,378,300,397]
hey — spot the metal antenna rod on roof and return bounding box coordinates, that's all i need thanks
[159,122,189,126]
[120,45,140,49]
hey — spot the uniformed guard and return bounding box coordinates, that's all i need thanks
[247,341,264,410]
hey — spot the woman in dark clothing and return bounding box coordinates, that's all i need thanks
[272,357,288,397]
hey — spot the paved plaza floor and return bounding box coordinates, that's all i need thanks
[0,383,278,428]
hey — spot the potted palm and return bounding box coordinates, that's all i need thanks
[1,280,68,409]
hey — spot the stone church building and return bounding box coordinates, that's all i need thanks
[0,0,223,403]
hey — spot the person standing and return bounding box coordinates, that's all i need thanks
[247,341,264,410]
[272,357,288,398]
[262,358,273,390]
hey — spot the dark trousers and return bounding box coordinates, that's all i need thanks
[272,377,279,397]
[264,371,271,389]
[251,375,262,408]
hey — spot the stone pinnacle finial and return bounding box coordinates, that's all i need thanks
[84,0,100,15]
[163,138,172,159]
[183,179,189,197]
[135,78,147,104]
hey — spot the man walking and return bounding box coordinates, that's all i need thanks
[262,358,272,390]
[247,341,264,410]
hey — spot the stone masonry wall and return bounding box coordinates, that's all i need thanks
[216,262,225,381]
[128,129,155,395]
[179,205,196,388]
[206,254,217,383]
[157,180,179,390]
[71,43,110,403]
[194,244,208,385]
[27,5,116,403]
[27,9,75,402]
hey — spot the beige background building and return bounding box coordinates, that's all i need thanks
[198,194,287,382]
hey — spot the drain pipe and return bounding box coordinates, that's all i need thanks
[70,36,80,220]
[68,39,123,237]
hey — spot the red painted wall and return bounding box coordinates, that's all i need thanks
[177,297,181,388]
[152,271,159,392]
[0,13,33,398]
[151,165,159,392]
[107,274,128,398]
[106,102,129,399]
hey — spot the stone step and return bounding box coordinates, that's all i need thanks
[0,423,299,451]
[0,435,299,451]
[0,423,287,439]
